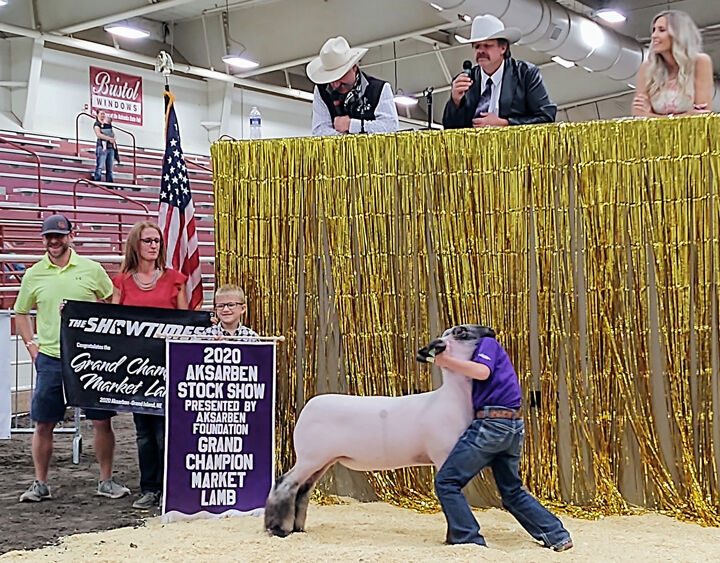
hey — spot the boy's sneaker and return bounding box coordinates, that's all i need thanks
[132,491,159,510]
[97,477,130,499]
[19,480,52,502]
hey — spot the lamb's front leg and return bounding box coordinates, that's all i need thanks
[265,472,300,537]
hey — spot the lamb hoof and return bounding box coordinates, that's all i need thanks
[266,526,292,538]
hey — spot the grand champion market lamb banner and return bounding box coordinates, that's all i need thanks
[163,340,276,522]
[60,301,211,415]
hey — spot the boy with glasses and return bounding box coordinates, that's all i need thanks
[205,284,258,338]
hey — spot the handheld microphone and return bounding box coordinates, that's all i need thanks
[462,60,473,77]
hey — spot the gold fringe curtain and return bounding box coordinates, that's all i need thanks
[211,115,720,525]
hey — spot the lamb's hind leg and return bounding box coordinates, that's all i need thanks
[293,466,330,532]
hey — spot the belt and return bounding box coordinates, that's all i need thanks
[475,408,522,420]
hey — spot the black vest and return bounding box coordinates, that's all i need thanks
[318,72,386,121]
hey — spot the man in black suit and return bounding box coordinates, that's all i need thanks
[443,15,556,129]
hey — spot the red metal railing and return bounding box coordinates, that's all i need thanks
[72,178,149,215]
[0,136,43,207]
[75,112,137,184]
[185,158,213,173]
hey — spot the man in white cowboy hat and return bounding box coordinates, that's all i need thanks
[443,14,556,129]
[306,36,398,136]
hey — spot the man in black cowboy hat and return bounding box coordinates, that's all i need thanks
[306,36,399,136]
[443,14,556,129]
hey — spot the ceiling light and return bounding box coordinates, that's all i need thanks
[393,93,419,106]
[429,2,443,10]
[104,24,150,39]
[222,55,259,69]
[596,9,626,24]
[627,83,636,89]
[580,20,605,50]
[459,13,472,23]
[0,1,8,6]
[552,56,575,69]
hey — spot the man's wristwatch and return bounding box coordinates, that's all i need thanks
[24,340,36,349]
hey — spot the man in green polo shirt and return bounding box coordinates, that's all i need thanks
[14,214,130,502]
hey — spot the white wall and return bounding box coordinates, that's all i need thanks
[0,44,315,156]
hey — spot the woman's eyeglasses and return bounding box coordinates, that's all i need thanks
[140,238,161,245]
[214,302,244,311]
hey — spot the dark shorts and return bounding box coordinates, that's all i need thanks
[31,353,116,423]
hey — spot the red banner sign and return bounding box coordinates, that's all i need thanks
[89,66,143,126]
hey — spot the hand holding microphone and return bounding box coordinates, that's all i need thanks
[451,60,474,107]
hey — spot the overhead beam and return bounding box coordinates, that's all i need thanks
[53,0,198,34]
[0,21,313,102]
[239,22,465,78]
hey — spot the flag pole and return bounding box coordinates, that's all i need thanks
[154,50,204,310]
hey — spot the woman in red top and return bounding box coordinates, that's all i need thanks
[112,221,187,510]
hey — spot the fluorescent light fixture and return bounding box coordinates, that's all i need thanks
[104,24,150,39]
[627,83,636,89]
[552,56,575,69]
[429,2,443,10]
[393,93,419,106]
[580,20,605,50]
[0,1,8,6]
[222,55,260,69]
[596,9,626,24]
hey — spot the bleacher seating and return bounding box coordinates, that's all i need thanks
[0,129,216,310]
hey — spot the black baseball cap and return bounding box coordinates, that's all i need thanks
[41,214,73,236]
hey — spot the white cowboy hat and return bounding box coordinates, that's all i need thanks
[306,36,368,84]
[456,14,522,44]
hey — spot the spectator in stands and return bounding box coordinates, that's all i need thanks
[443,15,556,129]
[14,214,130,503]
[204,284,258,338]
[632,10,713,117]
[306,36,399,136]
[92,110,116,183]
[111,220,187,510]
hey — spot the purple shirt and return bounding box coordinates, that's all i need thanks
[471,338,522,410]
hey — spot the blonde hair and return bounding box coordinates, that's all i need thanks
[646,10,702,102]
[121,221,167,273]
[214,284,246,304]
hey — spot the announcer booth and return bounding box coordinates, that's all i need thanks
[162,335,281,522]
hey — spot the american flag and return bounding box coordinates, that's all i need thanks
[158,89,203,310]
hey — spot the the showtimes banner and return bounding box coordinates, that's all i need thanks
[60,301,211,415]
[89,66,144,125]
[163,340,276,522]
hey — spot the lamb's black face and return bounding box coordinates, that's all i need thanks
[416,325,495,363]
[442,324,493,341]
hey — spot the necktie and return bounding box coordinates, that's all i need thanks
[475,78,493,117]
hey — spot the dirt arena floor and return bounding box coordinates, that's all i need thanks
[2,414,720,562]
[0,413,151,554]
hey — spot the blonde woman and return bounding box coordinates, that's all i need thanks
[112,221,187,510]
[632,10,713,117]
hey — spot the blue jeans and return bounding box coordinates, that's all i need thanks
[93,145,114,182]
[435,410,570,548]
